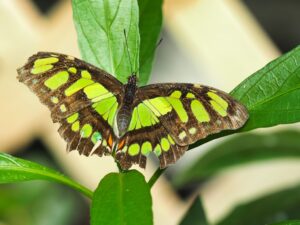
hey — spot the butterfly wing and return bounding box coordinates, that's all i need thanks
[116,83,248,169]
[17,52,124,156]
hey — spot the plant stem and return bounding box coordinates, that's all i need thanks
[148,167,166,188]
[116,160,125,173]
[57,176,94,199]
[112,145,125,173]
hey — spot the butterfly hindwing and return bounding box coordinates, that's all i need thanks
[115,122,188,169]
[116,83,248,169]
[17,52,124,156]
[58,107,114,156]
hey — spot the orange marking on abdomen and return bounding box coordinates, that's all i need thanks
[118,139,125,150]
[108,135,113,148]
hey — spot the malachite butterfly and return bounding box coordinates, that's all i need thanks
[17,52,248,170]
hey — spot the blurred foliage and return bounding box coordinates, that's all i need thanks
[179,196,208,225]
[216,184,300,225]
[179,185,300,225]
[175,130,300,187]
[0,182,86,225]
[0,148,87,225]
[269,221,300,225]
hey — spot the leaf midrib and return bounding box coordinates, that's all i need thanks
[233,53,300,110]
[103,0,122,75]
[73,2,103,68]
[118,174,125,225]
[245,85,300,111]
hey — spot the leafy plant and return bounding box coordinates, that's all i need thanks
[216,184,300,225]
[2,0,300,224]
[180,185,300,225]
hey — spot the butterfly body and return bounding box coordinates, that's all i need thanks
[17,52,248,170]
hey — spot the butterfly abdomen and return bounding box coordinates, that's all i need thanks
[115,75,138,137]
[116,105,133,137]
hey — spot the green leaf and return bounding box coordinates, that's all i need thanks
[175,130,300,187]
[231,45,300,131]
[269,221,300,225]
[0,153,92,198]
[216,184,300,225]
[72,0,140,84]
[189,46,300,151]
[179,196,209,225]
[137,0,163,85]
[91,170,152,225]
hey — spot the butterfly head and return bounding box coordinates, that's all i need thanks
[127,74,137,86]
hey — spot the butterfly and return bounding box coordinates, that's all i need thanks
[17,52,248,170]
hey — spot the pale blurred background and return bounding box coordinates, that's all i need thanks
[1,0,300,225]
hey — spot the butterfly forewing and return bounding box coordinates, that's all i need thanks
[17,52,124,156]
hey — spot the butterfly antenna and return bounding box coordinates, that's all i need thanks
[123,29,133,75]
[138,38,163,73]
